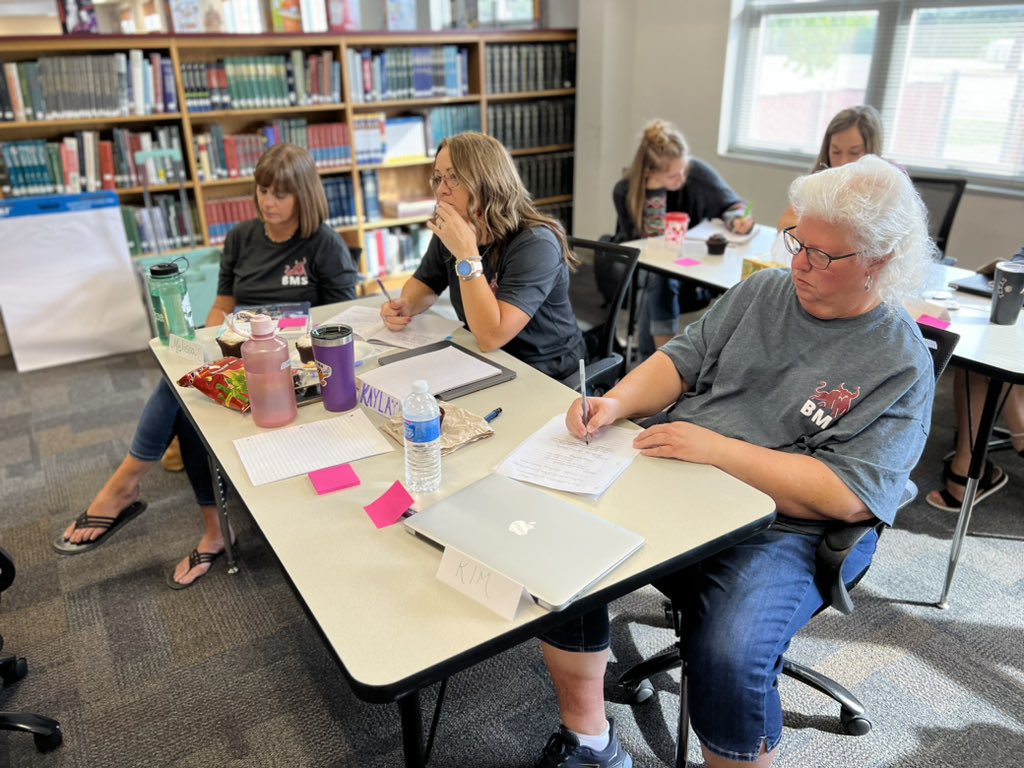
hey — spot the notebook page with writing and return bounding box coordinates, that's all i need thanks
[324,306,462,349]
[357,345,502,401]
[495,414,639,498]
[233,410,394,486]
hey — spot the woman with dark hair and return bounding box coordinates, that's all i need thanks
[380,131,585,380]
[777,105,884,230]
[54,144,358,588]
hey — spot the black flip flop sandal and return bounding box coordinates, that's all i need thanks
[166,548,226,590]
[926,459,1007,513]
[52,501,148,555]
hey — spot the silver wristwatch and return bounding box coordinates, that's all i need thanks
[455,258,484,281]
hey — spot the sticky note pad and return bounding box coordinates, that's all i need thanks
[674,257,702,267]
[278,316,308,329]
[364,481,414,529]
[917,314,951,330]
[308,464,360,495]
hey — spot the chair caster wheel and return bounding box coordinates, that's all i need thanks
[0,657,27,685]
[625,677,655,705]
[34,725,63,753]
[841,710,872,736]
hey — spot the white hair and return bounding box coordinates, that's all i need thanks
[789,154,937,306]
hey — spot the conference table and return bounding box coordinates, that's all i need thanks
[150,298,776,767]
[627,230,1023,607]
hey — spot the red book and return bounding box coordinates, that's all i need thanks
[149,53,164,113]
[98,140,116,190]
[223,135,240,178]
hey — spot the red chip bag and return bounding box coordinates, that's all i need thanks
[177,357,251,413]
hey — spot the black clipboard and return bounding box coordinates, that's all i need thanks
[375,340,517,400]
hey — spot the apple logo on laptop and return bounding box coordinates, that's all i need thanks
[508,520,536,536]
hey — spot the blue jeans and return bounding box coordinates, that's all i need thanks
[638,274,713,356]
[129,379,217,507]
[541,521,878,761]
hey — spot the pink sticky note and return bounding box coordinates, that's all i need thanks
[674,257,702,267]
[278,316,307,329]
[308,464,360,495]
[364,481,415,529]
[917,314,951,330]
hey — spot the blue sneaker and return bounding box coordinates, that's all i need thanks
[534,717,633,768]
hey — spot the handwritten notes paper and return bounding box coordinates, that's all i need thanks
[495,414,639,497]
[437,546,526,620]
[233,410,394,486]
[324,305,463,350]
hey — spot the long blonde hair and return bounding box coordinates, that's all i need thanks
[624,119,689,232]
[253,143,328,239]
[438,132,577,269]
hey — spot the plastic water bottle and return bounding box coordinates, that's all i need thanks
[147,261,195,345]
[241,314,297,428]
[403,379,442,492]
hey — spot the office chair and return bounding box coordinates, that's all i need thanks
[0,546,63,753]
[910,175,966,259]
[560,237,641,395]
[617,324,960,766]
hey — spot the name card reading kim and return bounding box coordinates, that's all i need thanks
[436,546,526,621]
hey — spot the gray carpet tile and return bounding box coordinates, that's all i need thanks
[0,351,1022,767]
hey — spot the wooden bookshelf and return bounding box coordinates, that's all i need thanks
[0,30,577,285]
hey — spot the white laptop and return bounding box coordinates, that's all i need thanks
[404,473,645,611]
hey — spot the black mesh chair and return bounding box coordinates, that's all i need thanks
[0,545,63,753]
[560,237,641,395]
[617,323,960,766]
[910,175,966,258]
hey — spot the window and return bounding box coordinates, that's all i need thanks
[724,1,1024,189]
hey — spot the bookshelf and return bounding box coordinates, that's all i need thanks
[0,30,577,293]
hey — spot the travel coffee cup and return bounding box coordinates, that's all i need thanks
[990,261,1024,325]
[310,324,357,412]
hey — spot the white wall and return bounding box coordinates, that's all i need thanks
[574,0,1021,269]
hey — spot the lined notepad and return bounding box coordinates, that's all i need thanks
[233,410,394,486]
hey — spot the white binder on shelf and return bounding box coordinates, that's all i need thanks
[0,192,151,372]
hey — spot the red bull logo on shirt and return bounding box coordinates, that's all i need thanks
[800,381,861,429]
[281,258,308,286]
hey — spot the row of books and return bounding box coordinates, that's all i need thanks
[121,196,198,256]
[324,176,358,227]
[1,52,177,123]
[351,105,481,165]
[181,51,341,112]
[167,0,267,34]
[347,46,470,104]
[360,170,381,221]
[268,0,328,32]
[485,43,577,95]
[538,201,573,234]
[193,121,351,181]
[362,225,432,278]
[0,126,185,197]
[488,98,575,151]
[515,152,574,201]
[204,195,259,244]
[420,105,481,155]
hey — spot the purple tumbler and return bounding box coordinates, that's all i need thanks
[310,324,357,412]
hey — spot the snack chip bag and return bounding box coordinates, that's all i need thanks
[177,357,251,413]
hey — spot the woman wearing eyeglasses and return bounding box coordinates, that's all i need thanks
[612,119,754,354]
[533,155,935,768]
[379,131,585,380]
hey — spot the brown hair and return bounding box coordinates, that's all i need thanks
[624,119,689,233]
[253,143,328,239]
[436,132,577,269]
[813,105,884,171]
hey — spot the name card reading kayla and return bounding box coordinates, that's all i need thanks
[436,546,526,620]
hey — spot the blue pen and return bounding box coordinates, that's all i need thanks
[484,407,502,423]
[376,277,396,304]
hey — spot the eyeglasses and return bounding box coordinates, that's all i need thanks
[429,171,461,191]
[782,227,860,270]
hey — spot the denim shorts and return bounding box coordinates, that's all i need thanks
[540,522,878,761]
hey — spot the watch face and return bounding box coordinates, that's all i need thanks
[456,260,472,277]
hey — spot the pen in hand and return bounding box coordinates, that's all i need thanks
[579,358,589,445]
[376,278,396,305]
[484,407,502,423]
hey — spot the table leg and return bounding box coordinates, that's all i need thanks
[937,378,1003,609]
[399,690,426,768]
[209,457,239,574]
[625,269,640,369]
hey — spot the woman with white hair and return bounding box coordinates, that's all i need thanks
[533,154,937,768]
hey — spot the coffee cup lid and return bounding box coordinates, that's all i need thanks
[311,324,354,346]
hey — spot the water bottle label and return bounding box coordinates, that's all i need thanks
[181,293,194,323]
[316,360,333,387]
[405,417,441,443]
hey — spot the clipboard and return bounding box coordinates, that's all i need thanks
[375,340,517,400]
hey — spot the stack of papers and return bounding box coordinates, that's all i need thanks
[495,415,639,498]
[324,305,462,349]
[685,219,758,245]
[357,345,502,402]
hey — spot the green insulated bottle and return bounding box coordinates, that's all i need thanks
[147,261,196,345]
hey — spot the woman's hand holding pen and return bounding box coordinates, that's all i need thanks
[427,201,479,260]
[380,296,412,330]
[726,203,755,235]
[566,396,622,441]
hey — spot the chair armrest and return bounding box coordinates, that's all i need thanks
[817,522,885,615]
[560,354,623,393]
